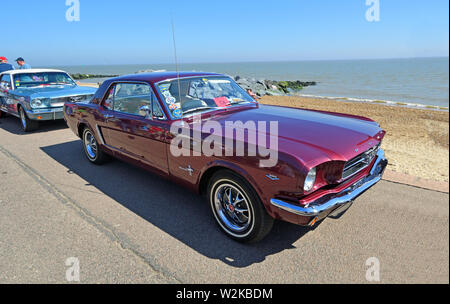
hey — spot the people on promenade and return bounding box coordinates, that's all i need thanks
[0,57,15,73]
[15,57,31,69]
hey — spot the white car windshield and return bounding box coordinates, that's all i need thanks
[14,72,76,88]
[157,76,256,118]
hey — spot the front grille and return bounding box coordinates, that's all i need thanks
[342,145,379,180]
[50,95,93,107]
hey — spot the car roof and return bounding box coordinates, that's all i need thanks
[108,71,225,84]
[0,69,67,76]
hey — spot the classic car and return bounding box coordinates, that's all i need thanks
[0,69,97,132]
[64,72,388,243]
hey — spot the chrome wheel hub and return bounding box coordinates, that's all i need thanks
[20,110,26,128]
[84,131,97,159]
[214,184,251,233]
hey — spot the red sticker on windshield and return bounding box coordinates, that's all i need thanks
[213,97,231,108]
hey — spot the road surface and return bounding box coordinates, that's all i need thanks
[0,116,448,283]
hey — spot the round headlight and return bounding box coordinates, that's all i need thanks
[304,167,317,192]
[31,99,43,108]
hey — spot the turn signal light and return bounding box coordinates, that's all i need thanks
[309,217,319,227]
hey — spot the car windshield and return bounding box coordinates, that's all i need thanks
[157,76,256,118]
[14,72,76,88]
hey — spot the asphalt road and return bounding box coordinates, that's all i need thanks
[0,116,448,284]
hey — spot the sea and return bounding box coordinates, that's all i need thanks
[43,57,449,108]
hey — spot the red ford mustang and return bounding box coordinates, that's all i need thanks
[64,72,388,243]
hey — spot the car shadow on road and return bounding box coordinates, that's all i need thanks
[0,115,68,135]
[41,140,315,268]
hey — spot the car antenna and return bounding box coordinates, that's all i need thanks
[171,14,183,116]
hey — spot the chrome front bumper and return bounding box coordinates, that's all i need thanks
[26,107,65,121]
[270,149,388,219]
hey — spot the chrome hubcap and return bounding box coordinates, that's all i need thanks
[20,109,26,128]
[84,131,98,159]
[214,184,251,233]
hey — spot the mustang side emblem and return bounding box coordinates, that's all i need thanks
[266,174,280,181]
[179,165,194,176]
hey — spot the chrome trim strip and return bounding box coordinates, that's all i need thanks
[270,149,387,217]
[25,108,63,115]
[154,75,222,85]
[95,125,106,145]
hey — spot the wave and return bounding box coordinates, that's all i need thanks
[295,94,449,111]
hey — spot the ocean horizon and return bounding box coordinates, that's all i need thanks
[40,57,449,108]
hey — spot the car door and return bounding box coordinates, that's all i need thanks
[0,74,14,113]
[100,82,169,174]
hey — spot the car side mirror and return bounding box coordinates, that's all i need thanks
[139,105,153,120]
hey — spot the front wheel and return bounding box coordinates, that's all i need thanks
[19,107,39,132]
[207,170,274,243]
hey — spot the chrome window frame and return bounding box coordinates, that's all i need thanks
[154,75,257,120]
[0,74,12,90]
[101,80,167,121]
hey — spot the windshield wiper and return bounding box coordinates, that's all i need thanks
[182,106,219,116]
[230,99,256,105]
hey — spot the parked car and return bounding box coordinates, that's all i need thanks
[64,72,388,243]
[0,69,97,131]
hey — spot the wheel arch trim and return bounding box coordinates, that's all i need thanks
[197,160,266,207]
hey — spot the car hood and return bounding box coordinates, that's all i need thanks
[13,85,97,99]
[202,104,385,168]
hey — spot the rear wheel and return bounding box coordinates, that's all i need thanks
[19,106,39,132]
[207,170,274,243]
[82,127,109,165]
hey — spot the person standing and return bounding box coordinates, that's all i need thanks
[0,57,15,73]
[15,57,31,69]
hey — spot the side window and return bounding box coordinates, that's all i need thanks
[102,82,165,119]
[103,85,115,110]
[113,83,151,116]
[151,92,164,119]
[0,74,12,90]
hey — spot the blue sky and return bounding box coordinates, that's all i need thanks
[1,0,448,66]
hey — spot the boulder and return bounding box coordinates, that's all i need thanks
[233,76,316,97]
